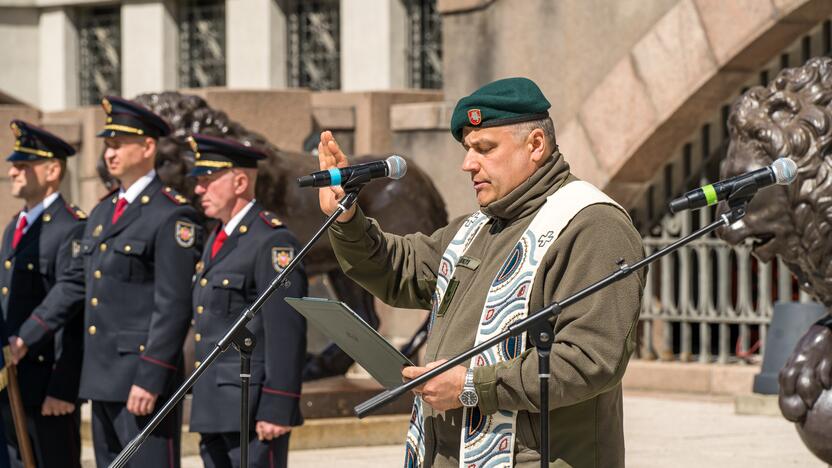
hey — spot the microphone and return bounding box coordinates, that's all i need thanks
[297,155,407,187]
[668,158,797,214]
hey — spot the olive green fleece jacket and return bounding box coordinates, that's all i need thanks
[328,153,645,467]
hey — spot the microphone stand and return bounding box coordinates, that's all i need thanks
[110,175,370,468]
[355,183,761,467]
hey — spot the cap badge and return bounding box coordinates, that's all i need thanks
[468,109,482,126]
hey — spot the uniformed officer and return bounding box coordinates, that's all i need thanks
[13,97,203,467]
[188,134,307,468]
[0,120,85,468]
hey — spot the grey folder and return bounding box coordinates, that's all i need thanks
[285,297,413,389]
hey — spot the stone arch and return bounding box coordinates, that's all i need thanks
[560,0,832,216]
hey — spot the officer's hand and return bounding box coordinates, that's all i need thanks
[126,385,158,416]
[317,130,357,223]
[8,336,28,365]
[41,396,75,416]
[255,420,291,441]
[402,359,466,412]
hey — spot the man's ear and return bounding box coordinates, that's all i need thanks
[233,170,250,196]
[44,160,62,183]
[527,128,547,164]
[143,137,157,159]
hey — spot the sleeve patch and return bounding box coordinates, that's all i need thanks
[272,247,294,272]
[71,239,82,258]
[259,210,283,228]
[175,220,196,248]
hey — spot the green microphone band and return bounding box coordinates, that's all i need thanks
[703,184,718,206]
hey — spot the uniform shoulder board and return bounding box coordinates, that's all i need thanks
[99,187,119,202]
[65,203,87,220]
[161,186,188,205]
[259,210,283,228]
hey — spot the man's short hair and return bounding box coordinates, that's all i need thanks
[512,117,557,152]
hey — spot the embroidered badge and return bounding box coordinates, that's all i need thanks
[10,122,21,137]
[195,260,204,273]
[92,224,103,237]
[175,221,196,248]
[102,98,112,114]
[272,247,294,272]
[467,108,482,126]
[71,240,81,258]
[188,136,201,160]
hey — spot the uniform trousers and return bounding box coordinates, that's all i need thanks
[1,400,80,468]
[91,400,181,468]
[199,431,290,468]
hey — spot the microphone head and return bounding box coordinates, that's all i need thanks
[385,155,407,180]
[771,158,797,184]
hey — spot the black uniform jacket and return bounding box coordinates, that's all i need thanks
[18,176,203,401]
[189,202,307,433]
[0,194,85,406]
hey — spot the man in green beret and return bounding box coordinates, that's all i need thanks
[318,77,645,467]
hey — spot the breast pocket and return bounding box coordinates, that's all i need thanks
[209,273,246,316]
[106,239,148,282]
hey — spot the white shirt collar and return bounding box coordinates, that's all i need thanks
[119,169,156,204]
[18,192,60,233]
[223,199,256,236]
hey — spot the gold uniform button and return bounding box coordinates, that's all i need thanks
[195,361,201,368]
[88,325,97,335]
[37,355,44,362]
[141,195,150,204]
[27,263,34,271]
[222,279,229,286]
[139,345,145,352]
[100,243,107,252]
[4,260,10,270]
[90,297,99,307]
[43,214,51,223]
[239,225,248,234]
[124,245,132,253]
[94,270,102,279]
[195,333,201,342]
[199,278,208,287]
[1,287,8,296]
[196,305,204,314]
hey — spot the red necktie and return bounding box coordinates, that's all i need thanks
[112,197,128,224]
[211,229,228,259]
[11,216,27,249]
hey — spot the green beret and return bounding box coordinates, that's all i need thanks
[450,77,551,142]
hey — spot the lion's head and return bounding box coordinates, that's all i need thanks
[718,57,832,307]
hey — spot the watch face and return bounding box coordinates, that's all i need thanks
[459,389,478,407]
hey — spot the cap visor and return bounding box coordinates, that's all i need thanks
[6,151,44,162]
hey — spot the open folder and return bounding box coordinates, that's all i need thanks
[285,297,413,389]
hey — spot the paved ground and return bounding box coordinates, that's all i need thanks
[83,392,826,467]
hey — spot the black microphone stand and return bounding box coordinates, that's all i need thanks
[355,183,761,467]
[110,175,370,468]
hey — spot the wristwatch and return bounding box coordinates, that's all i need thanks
[458,368,479,408]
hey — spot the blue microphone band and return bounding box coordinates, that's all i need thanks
[328,168,342,186]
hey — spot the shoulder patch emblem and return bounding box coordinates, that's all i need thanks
[272,247,294,272]
[71,239,82,258]
[175,220,196,248]
[162,187,188,205]
[65,203,87,220]
[259,210,283,228]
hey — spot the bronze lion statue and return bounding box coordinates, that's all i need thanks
[100,91,447,380]
[718,56,832,463]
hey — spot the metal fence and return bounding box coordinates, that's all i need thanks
[633,20,832,364]
[78,6,121,106]
[178,0,226,89]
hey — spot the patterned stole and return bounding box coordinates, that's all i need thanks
[404,181,622,468]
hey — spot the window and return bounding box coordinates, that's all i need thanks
[405,0,442,89]
[179,0,226,88]
[78,6,121,105]
[288,0,341,90]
